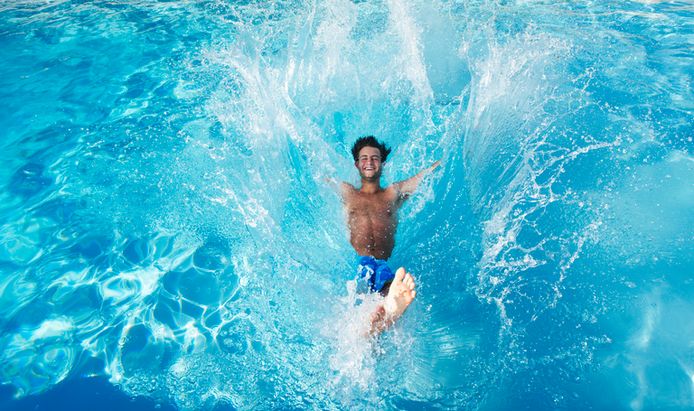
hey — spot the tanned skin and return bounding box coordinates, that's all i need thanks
[340,145,440,335]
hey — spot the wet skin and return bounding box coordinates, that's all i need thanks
[342,146,439,261]
[343,146,402,260]
[343,183,401,260]
[339,145,440,335]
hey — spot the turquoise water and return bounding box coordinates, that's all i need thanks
[0,0,692,409]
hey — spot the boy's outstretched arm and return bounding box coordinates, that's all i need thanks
[393,160,441,198]
[324,177,353,199]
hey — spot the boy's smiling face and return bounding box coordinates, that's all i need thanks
[355,146,383,181]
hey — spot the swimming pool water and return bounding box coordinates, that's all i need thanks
[0,0,692,409]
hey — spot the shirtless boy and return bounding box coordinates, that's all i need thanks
[340,136,440,335]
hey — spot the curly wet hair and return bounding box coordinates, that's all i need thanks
[351,136,392,162]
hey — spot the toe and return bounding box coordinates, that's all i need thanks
[394,267,406,282]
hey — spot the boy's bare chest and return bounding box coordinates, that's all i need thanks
[347,192,397,217]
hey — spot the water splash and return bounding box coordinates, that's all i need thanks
[0,0,692,409]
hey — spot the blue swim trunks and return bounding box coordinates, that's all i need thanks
[356,256,395,293]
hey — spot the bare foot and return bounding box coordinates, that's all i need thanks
[369,267,416,336]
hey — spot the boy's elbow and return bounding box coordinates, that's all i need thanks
[399,184,416,197]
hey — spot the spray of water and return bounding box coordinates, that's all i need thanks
[0,0,691,409]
